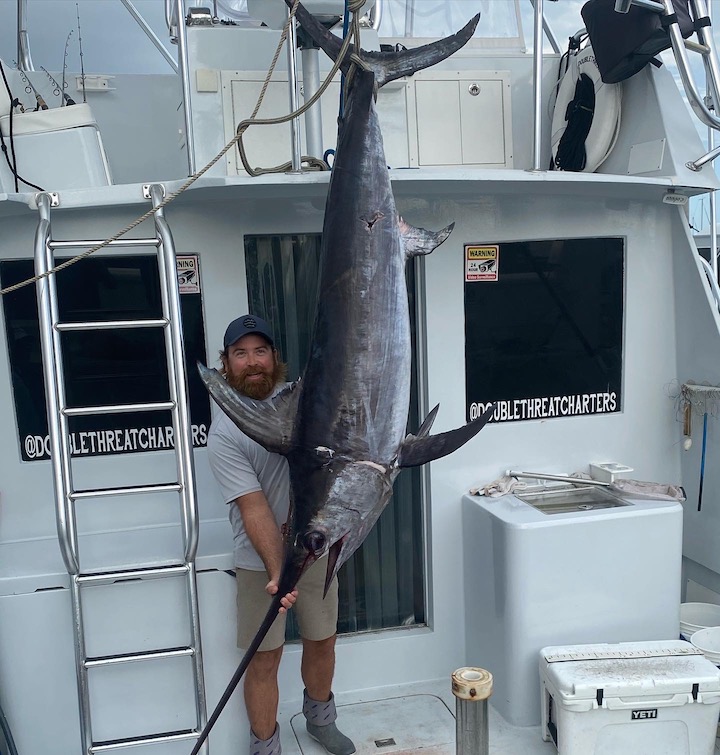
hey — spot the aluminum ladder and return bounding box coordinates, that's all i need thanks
[33,184,208,753]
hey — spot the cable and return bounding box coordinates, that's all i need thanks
[0,60,44,192]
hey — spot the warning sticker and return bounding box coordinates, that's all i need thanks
[465,245,498,282]
[177,255,200,294]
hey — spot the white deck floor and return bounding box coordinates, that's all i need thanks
[277,678,720,755]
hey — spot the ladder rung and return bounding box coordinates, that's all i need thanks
[57,318,169,332]
[71,482,182,501]
[90,729,199,753]
[49,238,160,250]
[77,564,189,585]
[63,400,175,417]
[85,646,195,668]
[685,39,711,55]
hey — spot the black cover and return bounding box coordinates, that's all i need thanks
[581,0,694,83]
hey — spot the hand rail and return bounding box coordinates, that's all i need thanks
[120,0,179,73]
[175,0,196,175]
[699,255,720,310]
[16,0,34,71]
[528,0,562,54]
[531,0,545,170]
[367,0,383,30]
[665,0,720,130]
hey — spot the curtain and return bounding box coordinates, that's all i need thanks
[244,234,426,635]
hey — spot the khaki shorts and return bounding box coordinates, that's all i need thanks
[236,557,339,651]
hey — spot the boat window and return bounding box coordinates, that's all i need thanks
[245,233,426,638]
[378,0,524,49]
[464,237,624,424]
[0,255,210,461]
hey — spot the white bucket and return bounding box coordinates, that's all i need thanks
[690,627,720,666]
[679,602,720,641]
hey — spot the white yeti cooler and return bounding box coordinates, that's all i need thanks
[540,640,720,755]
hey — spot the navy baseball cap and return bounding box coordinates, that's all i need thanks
[223,314,275,348]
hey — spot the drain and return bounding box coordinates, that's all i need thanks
[374,738,396,748]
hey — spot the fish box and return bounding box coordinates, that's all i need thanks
[540,640,720,755]
[0,103,112,192]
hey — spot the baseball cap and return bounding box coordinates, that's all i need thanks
[223,314,275,349]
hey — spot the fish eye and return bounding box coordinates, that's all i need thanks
[304,530,326,554]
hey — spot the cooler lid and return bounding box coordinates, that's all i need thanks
[541,641,720,700]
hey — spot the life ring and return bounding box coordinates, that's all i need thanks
[550,43,622,172]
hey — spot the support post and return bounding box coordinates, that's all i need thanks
[452,667,493,755]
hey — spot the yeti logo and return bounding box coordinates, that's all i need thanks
[631,709,658,720]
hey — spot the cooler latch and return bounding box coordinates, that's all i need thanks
[596,688,604,707]
[692,683,699,701]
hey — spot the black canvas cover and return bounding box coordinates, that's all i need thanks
[581,0,694,83]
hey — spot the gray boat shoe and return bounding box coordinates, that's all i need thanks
[303,689,356,755]
[250,724,281,755]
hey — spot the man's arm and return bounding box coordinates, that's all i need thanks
[235,490,297,612]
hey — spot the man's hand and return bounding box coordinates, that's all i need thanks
[266,579,298,614]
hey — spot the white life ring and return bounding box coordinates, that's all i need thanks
[550,43,622,173]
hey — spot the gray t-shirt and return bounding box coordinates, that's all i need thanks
[206,388,290,571]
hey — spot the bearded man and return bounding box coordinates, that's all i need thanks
[207,314,355,755]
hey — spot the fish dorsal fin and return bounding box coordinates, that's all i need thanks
[414,404,440,437]
[397,404,494,468]
[197,363,299,455]
[400,219,454,259]
[285,1,480,88]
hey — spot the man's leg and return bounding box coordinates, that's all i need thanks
[245,646,283,740]
[301,635,335,702]
[236,568,288,753]
[294,562,355,755]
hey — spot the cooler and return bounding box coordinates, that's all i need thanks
[540,640,720,755]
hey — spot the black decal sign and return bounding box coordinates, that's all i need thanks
[464,238,624,423]
[2,255,211,461]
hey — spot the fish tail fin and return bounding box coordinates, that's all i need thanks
[400,220,454,259]
[397,403,495,469]
[286,2,480,87]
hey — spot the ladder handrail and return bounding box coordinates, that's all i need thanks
[34,185,208,753]
[34,193,80,576]
[150,184,200,564]
[150,183,209,742]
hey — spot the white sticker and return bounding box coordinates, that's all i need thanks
[177,255,200,293]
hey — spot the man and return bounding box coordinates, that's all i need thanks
[207,314,355,755]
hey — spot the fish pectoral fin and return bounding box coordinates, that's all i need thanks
[197,363,299,455]
[399,219,455,259]
[397,403,495,468]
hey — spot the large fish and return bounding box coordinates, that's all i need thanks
[191,5,488,752]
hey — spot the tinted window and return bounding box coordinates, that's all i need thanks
[465,238,624,423]
[1,256,210,460]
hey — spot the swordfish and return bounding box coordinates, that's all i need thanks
[193,5,489,750]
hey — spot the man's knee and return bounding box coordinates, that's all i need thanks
[247,646,284,677]
[302,633,336,657]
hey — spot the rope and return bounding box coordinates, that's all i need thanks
[0,0,365,296]
[235,7,366,176]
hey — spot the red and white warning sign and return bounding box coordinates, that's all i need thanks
[465,245,499,282]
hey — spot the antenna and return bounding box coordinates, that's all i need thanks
[76,4,86,103]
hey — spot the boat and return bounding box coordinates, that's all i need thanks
[1,0,720,753]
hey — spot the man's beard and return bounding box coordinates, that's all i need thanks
[225,359,287,400]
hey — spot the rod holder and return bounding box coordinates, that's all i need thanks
[452,667,493,755]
